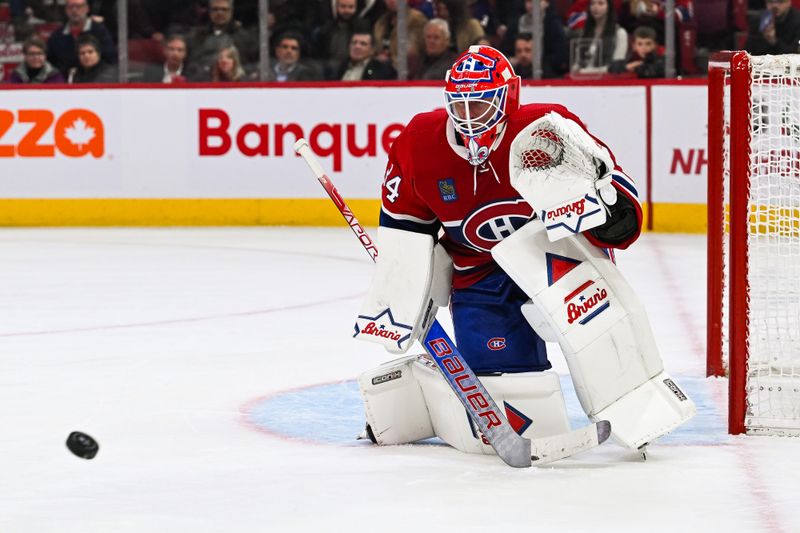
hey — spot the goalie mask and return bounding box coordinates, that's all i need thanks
[444,46,520,166]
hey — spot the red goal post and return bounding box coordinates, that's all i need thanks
[707,51,800,436]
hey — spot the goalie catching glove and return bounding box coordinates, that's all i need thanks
[510,111,618,242]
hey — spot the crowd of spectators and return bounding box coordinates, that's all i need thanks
[0,0,797,84]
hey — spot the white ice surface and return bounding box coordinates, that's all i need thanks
[0,228,797,533]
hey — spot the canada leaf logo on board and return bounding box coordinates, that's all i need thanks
[0,108,105,158]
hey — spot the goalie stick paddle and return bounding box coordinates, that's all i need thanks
[294,139,610,468]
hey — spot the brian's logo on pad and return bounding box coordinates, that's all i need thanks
[565,280,610,325]
[360,322,402,341]
[438,178,458,202]
[541,194,604,241]
[354,308,412,351]
[545,198,586,220]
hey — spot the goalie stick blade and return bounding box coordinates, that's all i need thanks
[530,420,611,466]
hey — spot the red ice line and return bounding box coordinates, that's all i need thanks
[0,293,363,338]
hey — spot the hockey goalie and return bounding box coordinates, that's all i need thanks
[353,45,695,459]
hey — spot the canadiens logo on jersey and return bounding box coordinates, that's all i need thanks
[486,337,506,350]
[438,178,458,202]
[458,199,534,252]
[450,52,497,84]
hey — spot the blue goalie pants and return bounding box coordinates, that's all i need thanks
[450,268,551,374]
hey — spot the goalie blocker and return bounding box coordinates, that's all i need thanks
[353,226,453,353]
[492,221,696,449]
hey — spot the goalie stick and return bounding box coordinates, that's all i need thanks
[294,139,611,467]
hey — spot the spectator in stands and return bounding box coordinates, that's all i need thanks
[510,31,562,79]
[608,25,665,77]
[316,0,372,79]
[517,0,569,77]
[189,0,256,74]
[268,31,321,81]
[433,0,485,54]
[469,0,501,40]
[617,0,693,44]
[410,0,435,18]
[210,45,246,82]
[9,0,25,17]
[336,31,396,80]
[67,34,116,83]
[745,0,800,55]
[141,34,191,83]
[6,37,65,83]
[488,1,526,55]
[268,0,323,47]
[414,18,459,80]
[567,0,624,33]
[374,0,427,73]
[46,0,116,76]
[571,0,628,73]
[510,31,535,79]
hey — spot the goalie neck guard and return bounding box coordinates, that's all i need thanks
[444,46,520,166]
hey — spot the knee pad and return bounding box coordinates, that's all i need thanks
[354,227,453,354]
[357,354,435,445]
[358,355,570,456]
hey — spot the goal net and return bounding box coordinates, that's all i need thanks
[707,51,800,436]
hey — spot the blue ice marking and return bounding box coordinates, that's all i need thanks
[246,375,729,446]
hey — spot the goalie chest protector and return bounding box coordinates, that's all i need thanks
[381,104,623,289]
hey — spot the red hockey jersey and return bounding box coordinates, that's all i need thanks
[379,103,642,289]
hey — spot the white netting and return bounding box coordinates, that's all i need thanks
[721,67,731,378]
[727,55,800,435]
[520,129,565,170]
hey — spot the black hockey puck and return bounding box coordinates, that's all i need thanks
[66,431,99,460]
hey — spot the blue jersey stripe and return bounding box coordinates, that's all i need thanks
[379,209,440,238]
[612,173,638,199]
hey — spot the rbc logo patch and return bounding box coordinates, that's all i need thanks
[487,337,506,351]
[438,178,458,202]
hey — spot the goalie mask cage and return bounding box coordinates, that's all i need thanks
[707,51,800,436]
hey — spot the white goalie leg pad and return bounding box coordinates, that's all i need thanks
[411,358,570,455]
[354,227,453,354]
[357,355,435,445]
[492,221,696,449]
[594,371,694,449]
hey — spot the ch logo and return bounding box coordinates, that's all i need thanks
[461,199,533,252]
[487,337,506,350]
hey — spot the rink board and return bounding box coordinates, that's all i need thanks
[0,82,707,231]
